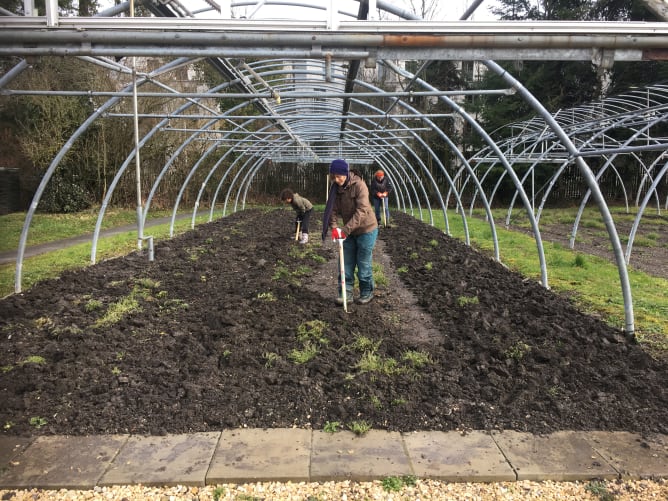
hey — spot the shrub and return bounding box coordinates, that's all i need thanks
[39,174,92,213]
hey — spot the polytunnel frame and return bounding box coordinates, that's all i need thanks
[209,65,496,250]
[482,59,634,333]
[235,123,425,222]
[145,64,432,232]
[516,106,663,219]
[568,111,668,251]
[380,59,532,269]
[469,116,635,223]
[90,61,240,262]
[12,56,199,291]
[570,117,664,252]
[12,47,541,300]
[6,3,668,334]
[222,86,441,224]
[172,63,430,212]
[145,61,484,247]
[223,112,430,223]
[471,87,668,259]
[229,124,425,224]
[90,60,402,248]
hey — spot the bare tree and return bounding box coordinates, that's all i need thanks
[405,0,442,19]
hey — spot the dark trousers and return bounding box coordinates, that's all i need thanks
[296,209,312,234]
[373,197,389,223]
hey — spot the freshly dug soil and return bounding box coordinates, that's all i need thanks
[0,209,666,437]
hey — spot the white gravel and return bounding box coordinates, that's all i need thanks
[1,478,667,500]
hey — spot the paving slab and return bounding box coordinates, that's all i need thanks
[0,436,35,473]
[585,431,668,479]
[0,435,128,490]
[310,430,411,482]
[207,428,311,484]
[491,430,618,481]
[99,432,219,487]
[402,430,515,482]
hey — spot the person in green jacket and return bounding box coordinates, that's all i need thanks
[280,188,313,244]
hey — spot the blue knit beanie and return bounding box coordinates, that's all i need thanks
[329,159,349,176]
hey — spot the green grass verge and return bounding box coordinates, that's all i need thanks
[0,212,211,297]
[0,208,181,253]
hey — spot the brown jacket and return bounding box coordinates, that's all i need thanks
[329,172,378,236]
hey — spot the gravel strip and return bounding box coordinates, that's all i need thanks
[1,479,667,500]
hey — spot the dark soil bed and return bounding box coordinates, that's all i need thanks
[1,209,666,437]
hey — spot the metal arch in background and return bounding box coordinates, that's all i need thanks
[478,99,662,270]
[98,58,368,247]
[331,124,428,221]
[493,89,668,252]
[91,60,238,262]
[235,127,426,223]
[345,92,453,230]
[9,27,199,290]
[472,125,658,237]
[568,115,667,252]
[235,123,427,223]
[348,127,429,218]
[346,75,481,243]
[231,130,424,222]
[188,140,233,229]
[204,60,444,223]
[382,60,511,264]
[483,59,635,334]
[500,103,659,219]
[169,112,264,234]
[469,83,668,304]
[13,56,194,289]
[235,155,268,213]
[222,154,264,216]
[321,97,436,222]
[628,159,668,264]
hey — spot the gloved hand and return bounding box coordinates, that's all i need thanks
[331,227,346,240]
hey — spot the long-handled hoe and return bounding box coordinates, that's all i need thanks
[295,219,301,241]
[381,197,387,228]
[337,237,348,312]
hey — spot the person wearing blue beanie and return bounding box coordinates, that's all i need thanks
[329,158,350,176]
[322,159,378,306]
